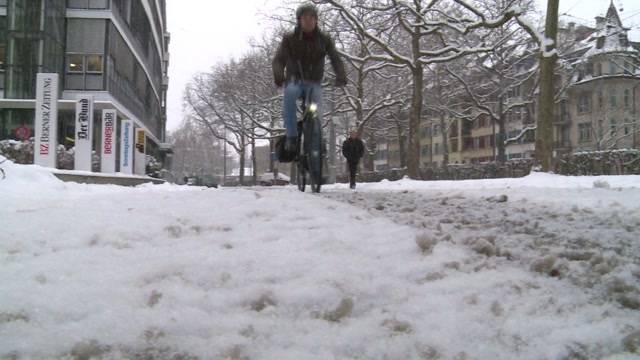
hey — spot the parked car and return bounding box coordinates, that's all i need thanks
[186,176,218,188]
[201,175,219,188]
[259,172,290,186]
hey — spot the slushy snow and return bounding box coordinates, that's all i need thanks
[1,158,639,359]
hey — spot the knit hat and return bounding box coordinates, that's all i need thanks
[296,3,318,23]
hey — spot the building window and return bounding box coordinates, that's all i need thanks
[86,54,103,72]
[66,54,84,73]
[67,0,108,9]
[507,85,521,99]
[578,123,591,142]
[609,61,617,75]
[523,129,535,143]
[598,91,604,110]
[610,89,617,109]
[450,139,459,152]
[65,53,104,90]
[434,143,440,155]
[477,137,483,149]
[596,62,602,76]
[463,137,474,151]
[624,89,631,108]
[478,116,486,128]
[578,93,591,113]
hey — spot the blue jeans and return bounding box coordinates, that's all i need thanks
[283,82,323,138]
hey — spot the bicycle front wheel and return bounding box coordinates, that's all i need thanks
[296,132,306,192]
[308,115,323,193]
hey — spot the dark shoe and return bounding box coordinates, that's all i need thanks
[285,137,297,153]
[350,184,356,190]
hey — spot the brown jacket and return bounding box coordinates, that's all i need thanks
[272,27,346,86]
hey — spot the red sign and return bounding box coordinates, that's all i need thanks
[15,126,32,141]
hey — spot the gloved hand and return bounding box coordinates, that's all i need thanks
[275,78,284,88]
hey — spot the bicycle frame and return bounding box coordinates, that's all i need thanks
[295,87,323,193]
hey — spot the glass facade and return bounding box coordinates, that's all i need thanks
[1,0,64,98]
[67,0,108,9]
[106,22,162,137]
[5,0,43,99]
[111,0,163,92]
[1,0,167,143]
[1,0,64,140]
[0,15,6,92]
[43,0,65,73]
[65,18,105,90]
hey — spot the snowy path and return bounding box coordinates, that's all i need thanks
[1,163,640,359]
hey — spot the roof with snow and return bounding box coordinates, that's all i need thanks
[581,2,637,58]
[561,2,640,86]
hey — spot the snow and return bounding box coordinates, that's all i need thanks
[325,171,640,191]
[52,168,163,181]
[516,17,545,45]
[1,159,640,359]
[259,172,291,182]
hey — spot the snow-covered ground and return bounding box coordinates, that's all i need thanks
[1,159,640,359]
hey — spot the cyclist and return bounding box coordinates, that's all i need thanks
[272,2,347,152]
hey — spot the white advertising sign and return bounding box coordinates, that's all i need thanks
[101,109,117,173]
[120,120,134,174]
[34,73,59,168]
[74,96,94,171]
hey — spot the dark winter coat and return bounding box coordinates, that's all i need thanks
[342,138,365,163]
[272,27,347,87]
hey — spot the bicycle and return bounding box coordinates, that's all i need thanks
[294,88,324,193]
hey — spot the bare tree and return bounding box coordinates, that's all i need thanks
[169,119,230,181]
[445,24,538,163]
[317,0,538,178]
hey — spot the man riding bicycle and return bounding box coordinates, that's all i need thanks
[272,3,347,152]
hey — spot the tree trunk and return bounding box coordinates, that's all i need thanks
[223,136,228,186]
[398,132,407,168]
[408,66,424,178]
[239,148,245,186]
[269,117,275,173]
[439,112,449,167]
[363,133,375,171]
[251,137,257,185]
[536,0,560,171]
[496,116,507,163]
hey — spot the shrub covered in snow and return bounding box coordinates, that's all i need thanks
[0,139,34,165]
[146,155,163,178]
[0,139,99,171]
[557,149,640,175]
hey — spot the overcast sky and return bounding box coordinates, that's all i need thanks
[165,0,640,132]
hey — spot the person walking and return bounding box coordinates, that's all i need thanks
[342,130,365,189]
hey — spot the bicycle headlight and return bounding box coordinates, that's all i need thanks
[309,103,318,113]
